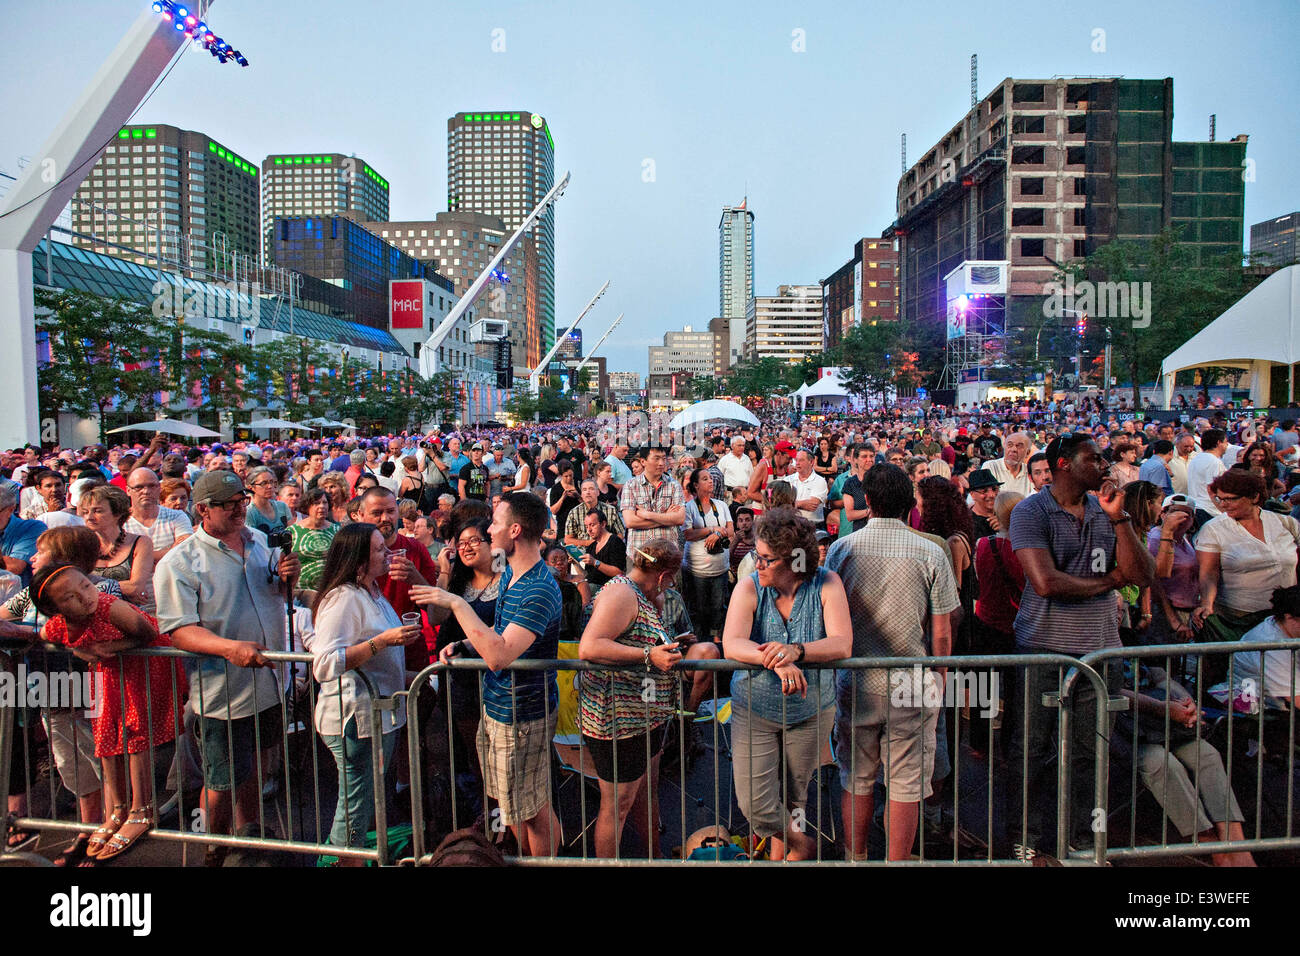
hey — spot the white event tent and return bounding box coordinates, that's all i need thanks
[1161,265,1300,407]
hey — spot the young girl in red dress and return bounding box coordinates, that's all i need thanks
[32,563,187,864]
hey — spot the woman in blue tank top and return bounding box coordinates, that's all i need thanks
[722,507,851,860]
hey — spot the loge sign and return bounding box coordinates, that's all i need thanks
[390,280,424,330]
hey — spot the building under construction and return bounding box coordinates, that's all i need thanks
[889,76,1248,392]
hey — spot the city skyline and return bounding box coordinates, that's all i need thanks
[2,0,1296,377]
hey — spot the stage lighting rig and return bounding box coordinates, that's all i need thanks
[151,1,248,66]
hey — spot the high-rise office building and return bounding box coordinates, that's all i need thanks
[71,124,260,272]
[369,211,539,373]
[746,285,825,363]
[892,77,1247,332]
[607,371,641,393]
[261,152,390,263]
[1250,211,1299,266]
[719,199,755,367]
[269,216,428,331]
[447,111,556,355]
[821,238,900,348]
[648,326,716,377]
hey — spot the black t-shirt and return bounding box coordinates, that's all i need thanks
[971,511,996,542]
[557,448,587,478]
[585,534,627,587]
[973,435,1002,460]
[597,484,620,508]
[549,482,580,532]
[458,463,491,500]
[840,474,869,534]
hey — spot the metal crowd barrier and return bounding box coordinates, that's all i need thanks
[400,652,1113,866]
[0,640,387,866]
[7,638,1296,866]
[1075,638,1300,866]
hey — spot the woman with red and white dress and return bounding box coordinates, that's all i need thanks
[33,564,186,864]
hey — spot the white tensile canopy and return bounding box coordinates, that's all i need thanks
[106,418,221,438]
[669,399,761,430]
[1161,265,1300,406]
[246,418,317,431]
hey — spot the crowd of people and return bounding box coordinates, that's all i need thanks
[2,394,1300,864]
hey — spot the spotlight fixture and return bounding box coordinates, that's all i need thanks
[152,1,249,66]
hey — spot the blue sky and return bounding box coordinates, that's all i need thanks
[2,0,1297,376]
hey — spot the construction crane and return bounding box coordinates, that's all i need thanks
[418,170,572,378]
[527,280,609,405]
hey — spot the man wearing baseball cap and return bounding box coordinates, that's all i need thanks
[459,442,491,501]
[966,469,1003,542]
[155,470,301,852]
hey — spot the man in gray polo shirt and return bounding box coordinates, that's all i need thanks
[825,463,959,861]
[1003,432,1153,860]
[155,470,300,848]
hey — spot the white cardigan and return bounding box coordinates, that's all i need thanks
[306,584,408,738]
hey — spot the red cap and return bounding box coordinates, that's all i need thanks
[775,440,796,454]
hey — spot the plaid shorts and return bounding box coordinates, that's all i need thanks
[477,712,557,826]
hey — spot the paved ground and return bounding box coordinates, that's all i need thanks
[9,705,1296,866]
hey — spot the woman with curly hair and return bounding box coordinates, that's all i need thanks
[917,476,975,646]
[1232,440,1286,500]
[722,508,851,860]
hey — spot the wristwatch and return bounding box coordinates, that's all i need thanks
[1110,511,1132,526]
[643,645,652,669]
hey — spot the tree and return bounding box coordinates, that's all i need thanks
[689,375,717,401]
[35,288,168,433]
[504,384,576,423]
[408,371,460,429]
[1053,226,1254,408]
[165,323,255,421]
[839,321,919,410]
[723,357,793,402]
[248,335,336,422]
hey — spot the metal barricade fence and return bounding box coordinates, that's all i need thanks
[1076,638,1300,866]
[12,637,1293,866]
[0,640,388,865]
[399,652,1113,866]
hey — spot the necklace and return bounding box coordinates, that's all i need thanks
[98,530,126,561]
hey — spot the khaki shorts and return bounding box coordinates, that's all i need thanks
[835,684,938,802]
[477,712,556,826]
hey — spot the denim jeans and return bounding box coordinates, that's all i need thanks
[681,569,729,640]
[1002,659,1120,855]
[323,720,398,849]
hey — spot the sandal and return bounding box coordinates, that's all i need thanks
[5,822,39,851]
[53,832,94,868]
[85,803,129,859]
[95,805,154,863]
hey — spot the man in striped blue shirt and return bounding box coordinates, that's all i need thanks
[413,491,562,857]
[1003,432,1153,860]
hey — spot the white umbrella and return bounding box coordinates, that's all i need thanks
[247,418,316,431]
[106,418,222,439]
[669,399,761,430]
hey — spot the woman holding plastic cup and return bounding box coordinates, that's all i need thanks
[306,523,421,861]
